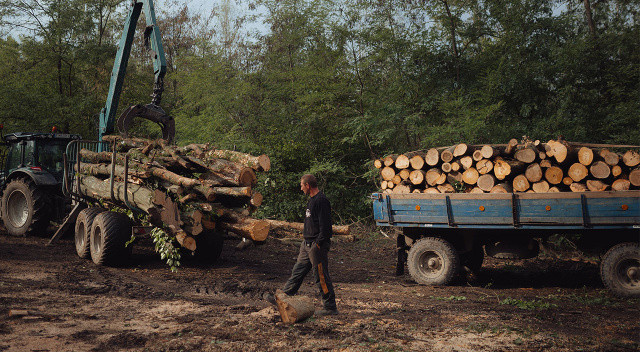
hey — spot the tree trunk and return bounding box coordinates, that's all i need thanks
[629,168,640,187]
[425,148,440,166]
[265,220,350,236]
[599,149,620,166]
[532,180,550,193]
[459,156,473,170]
[399,169,411,180]
[275,290,314,324]
[453,143,469,157]
[462,167,479,185]
[490,183,512,193]
[524,163,543,183]
[512,174,530,192]
[381,167,396,181]
[441,162,452,173]
[206,149,271,172]
[578,147,594,166]
[494,158,525,180]
[568,163,589,182]
[440,146,455,163]
[477,174,496,192]
[515,146,537,163]
[590,161,611,179]
[426,168,443,186]
[545,166,564,185]
[409,170,426,185]
[383,155,397,167]
[622,150,640,167]
[586,180,609,192]
[395,154,410,169]
[437,184,455,193]
[476,159,493,175]
[570,183,587,192]
[612,179,631,191]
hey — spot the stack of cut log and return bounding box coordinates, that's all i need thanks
[75,135,271,251]
[375,138,640,194]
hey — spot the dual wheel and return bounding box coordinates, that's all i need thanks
[75,208,131,266]
[75,207,225,266]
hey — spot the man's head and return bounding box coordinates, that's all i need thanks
[300,174,318,196]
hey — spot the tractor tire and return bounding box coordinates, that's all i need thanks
[90,211,132,266]
[407,237,459,286]
[1,178,50,236]
[193,230,224,264]
[600,242,640,297]
[74,207,105,259]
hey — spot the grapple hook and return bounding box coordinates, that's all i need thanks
[116,103,175,144]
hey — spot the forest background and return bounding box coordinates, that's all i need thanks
[0,0,638,225]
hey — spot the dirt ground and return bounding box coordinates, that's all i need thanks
[0,228,638,352]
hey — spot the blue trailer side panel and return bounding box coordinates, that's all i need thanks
[373,191,640,229]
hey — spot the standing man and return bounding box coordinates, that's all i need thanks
[278,174,337,315]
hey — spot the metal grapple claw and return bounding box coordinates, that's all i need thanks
[116,103,175,143]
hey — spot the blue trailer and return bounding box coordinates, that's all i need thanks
[372,190,640,296]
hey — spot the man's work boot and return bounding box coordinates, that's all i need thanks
[315,308,338,316]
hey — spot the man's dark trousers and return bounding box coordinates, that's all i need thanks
[283,240,336,310]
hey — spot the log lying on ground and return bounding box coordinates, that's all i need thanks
[265,220,351,236]
[275,290,314,324]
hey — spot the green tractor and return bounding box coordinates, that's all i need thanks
[0,131,81,236]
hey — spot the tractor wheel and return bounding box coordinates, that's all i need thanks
[74,207,105,258]
[193,230,224,264]
[90,211,132,266]
[1,178,50,236]
[407,237,459,286]
[600,242,640,297]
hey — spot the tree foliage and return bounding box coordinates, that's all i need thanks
[0,0,638,223]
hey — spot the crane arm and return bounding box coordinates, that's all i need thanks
[98,0,174,143]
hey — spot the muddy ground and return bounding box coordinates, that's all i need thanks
[0,228,638,352]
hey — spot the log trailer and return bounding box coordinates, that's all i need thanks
[47,0,228,266]
[373,191,640,296]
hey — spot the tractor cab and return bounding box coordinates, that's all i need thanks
[1,132,82,185]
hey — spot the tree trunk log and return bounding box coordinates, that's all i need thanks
[399,169,411,180]
[515,146,537,163]
[206,149,271,172]
[494,158,525,180]
[462,168,479,185]
[629,168,640,187]
[586,180,609,192]
[578,147,594,166]
[381,167,395,181]
[477,174,496,192]
[275,290,314,324]
[532,180,550,193]
[425,148,440,166]
[395,154,410,169]
[437,184,455,193]
[409,170,426,185]
[265,220,350,236]
[599,149,620,166]
[545,166,564,185]
[570,183,587,192]
[590,161,611,179]
[512,174,530,192]
[383,155,397,167]
[568,163,589,182]
[622,150,640,167]
[612,179,631,191]
[460,156,473,170]
[524,163,543,183]
[441,162,452,173]
[490,183,512,193]
[476,159,493,175]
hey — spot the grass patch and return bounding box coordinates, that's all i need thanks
[431,295,467,301]
[499,298,557,310]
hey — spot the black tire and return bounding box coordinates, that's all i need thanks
[461,245,484,273]
[193,230,224,264]
[74,207,105,258]
[1,178,50,236]
[90,211,132,266]
[407,237,459,286]
[600,242,640,297]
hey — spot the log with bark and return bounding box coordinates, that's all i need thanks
[275,290,315,324]
[265,220,351,236]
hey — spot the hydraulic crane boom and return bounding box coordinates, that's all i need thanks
[98,0,175,143]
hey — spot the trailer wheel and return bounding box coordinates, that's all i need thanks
[74,207,105,258]
[1,178,50,236]
[193,230,224,264]
[600,242,640,297]
[407,237,459,286]
[90,211,132,266]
